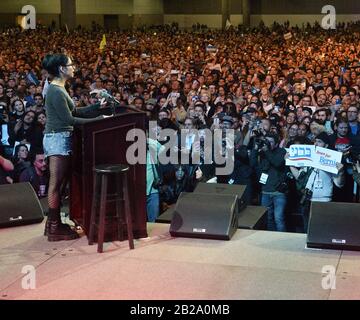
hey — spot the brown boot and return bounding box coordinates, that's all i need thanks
[44,208,58,236]
[47,208,79,242]
[44,218,51,236]
[48,223,79,242]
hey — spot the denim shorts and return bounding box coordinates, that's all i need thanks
[43,131,72,158]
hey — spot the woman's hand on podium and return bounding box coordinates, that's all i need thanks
[99,98,108,108]
[96,114,113,120]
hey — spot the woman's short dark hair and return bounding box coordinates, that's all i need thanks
[42,53,69,77]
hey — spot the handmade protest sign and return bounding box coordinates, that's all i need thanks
[312,146,342,174]
[286,145,342,174]
[286,145,315,167]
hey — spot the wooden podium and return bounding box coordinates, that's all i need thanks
[70,108,147,241]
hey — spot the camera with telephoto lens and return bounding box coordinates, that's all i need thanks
[300,188,313,205]
[252,128,262,137]
[255,136,270,151]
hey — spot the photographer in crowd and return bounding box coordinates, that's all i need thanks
[215,115,253,204]
[250,133,288,232]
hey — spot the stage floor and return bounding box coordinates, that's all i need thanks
[1,220,360,300]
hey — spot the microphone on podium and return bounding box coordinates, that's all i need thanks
[98,90,121,104]
[90,89,141,113]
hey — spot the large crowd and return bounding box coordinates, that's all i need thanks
[0,21,360,232]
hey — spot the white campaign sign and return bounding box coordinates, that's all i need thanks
[312,146,342,174]
[286,145,315,168]
[286,145,342,174]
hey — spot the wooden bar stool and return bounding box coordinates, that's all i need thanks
[88,164,134,253]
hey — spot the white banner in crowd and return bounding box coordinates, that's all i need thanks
[286,145,315,167]
[206,45,218,53]
[284,32,292,40]
[313,146,343,174]
[286,144,342,174]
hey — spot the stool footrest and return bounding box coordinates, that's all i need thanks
[89,166,135,253]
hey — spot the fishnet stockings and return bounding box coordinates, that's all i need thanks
[47,155,71,211]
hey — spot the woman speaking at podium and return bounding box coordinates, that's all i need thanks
[42,53,105,241]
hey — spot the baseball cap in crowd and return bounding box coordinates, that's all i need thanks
[146,98,157,106]
[302,106,313,115]
[170,70,179,75]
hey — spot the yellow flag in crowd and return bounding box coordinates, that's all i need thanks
[99,34,106,51]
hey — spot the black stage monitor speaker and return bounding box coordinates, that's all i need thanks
[194,183,246,212]
[157,204,267,230]
[0,182,44,228]
[307,202,360,251]
[169,192,238,240]
[238,205,267,230]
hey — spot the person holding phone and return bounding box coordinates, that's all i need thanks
[42,53,106,242]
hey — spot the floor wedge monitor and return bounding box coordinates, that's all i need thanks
[169,192,238,240]
[0,182,44,228]
[307,201,360,251]
[193,183,247,212]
